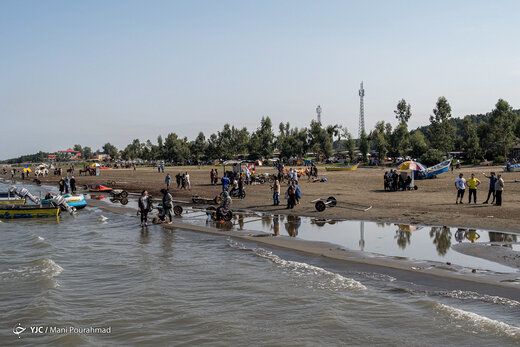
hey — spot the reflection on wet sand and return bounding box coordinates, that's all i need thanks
[272,215,280,236]
[285,215,301,237]
[429,227,452,256]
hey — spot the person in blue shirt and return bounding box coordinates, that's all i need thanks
[221,175,230,191]
[482,172,497,204]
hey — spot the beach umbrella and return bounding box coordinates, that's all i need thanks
[91,163,101,167]
[23,167,32,173]
[398,161,426,171]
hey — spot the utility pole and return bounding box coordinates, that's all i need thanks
[358,82,365,138]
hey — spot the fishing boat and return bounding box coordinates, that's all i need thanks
[89,184,113,192]
[325,163,359,172]
[0,204,60,219]
[42,194,87,209]
[417,159,452,179]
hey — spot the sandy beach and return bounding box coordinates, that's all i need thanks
[29,164,520,233]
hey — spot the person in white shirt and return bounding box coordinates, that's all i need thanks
[455,173,466,204]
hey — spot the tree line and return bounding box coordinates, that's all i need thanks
[3,98,519,166]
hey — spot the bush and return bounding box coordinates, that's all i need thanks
[493,156,505,164]
[421,149,445,166]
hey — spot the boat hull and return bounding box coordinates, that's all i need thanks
[89,184,113,192]
[0,204,60,219]
[325,164,359,172]
[0,198,25,206]
[42,194,87,209]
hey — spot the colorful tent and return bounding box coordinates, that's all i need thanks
[398,161,427,171]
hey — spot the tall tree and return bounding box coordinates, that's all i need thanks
[488,99,517,160]
[394,99,412,125]
[462,116,481,163]
[83,146,93,160]
[409,130,428,160]
[248,116,275,160]
[359,129,369,162]
[427,96,456,153]
[308,120,333,159]
[102,142,118,159]
[370,121,389,160]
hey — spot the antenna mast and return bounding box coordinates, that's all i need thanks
[358,82,365,138]
[316,105,322,124]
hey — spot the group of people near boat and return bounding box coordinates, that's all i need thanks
[454,172,504,206]
[58,176,76,194]
[383,170,412,191]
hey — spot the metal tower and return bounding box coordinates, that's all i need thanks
[358,82,365,138]
[316,105,322,124]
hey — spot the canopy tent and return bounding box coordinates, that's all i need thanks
[398,161,427,171]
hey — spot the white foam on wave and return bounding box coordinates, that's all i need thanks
[0,258,63,280]
[434,303,520,338]
[434,290,520,308]
[228,240,366,291]
[99,215,108,223]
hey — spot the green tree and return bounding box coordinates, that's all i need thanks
[427,96,456,153]
[462,116,481,163]
[343,128,356,162]
[83,146,93,160]
[308,120,333,159]
[370,121,389,160]
[359,129,369,162]
[191,132,207,163]
[248,116,275,160]
[394,99,412,125]
[390,123,409,157]
[488,99,517,160]
[102,142,118,160]
[409,130,428,160]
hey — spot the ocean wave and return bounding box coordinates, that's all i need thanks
[0,258,63,281]
[99,215,108,223]
[434,303,520,338]
[433,290,520,308]
[228,240,366,291]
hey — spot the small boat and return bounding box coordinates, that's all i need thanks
[89,184,113,192]
[0,198,25,206]
[325,163,359,172]
[0,204,60,219]
[504,163,520,172]
[42,194,87,209]
[416,159,452,179]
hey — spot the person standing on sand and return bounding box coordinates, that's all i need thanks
[138,190,153,227]
[58,177,65,195]
[466,173,480,204]
[272,178,280,206]
[210,169,214,185]
[455,173,466,204]
[70,176,76,194]
[185,172,191,190]
[165,173,171,189]
[64,175,70,194]
[176,173,181,189]
[495,174,504,206]
[160,188,173,224]
[482,172,497,204]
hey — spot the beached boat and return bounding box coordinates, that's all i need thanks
[325,163,359,172]
[89,184,113,192]
[416,159,452,179]
[0,204,60,219]
[504,163,520,172]
[42,194,87,209]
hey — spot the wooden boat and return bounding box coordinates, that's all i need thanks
[504,163,520,172]
[89,184,113,192]
[325,163,359,172]
[416,159,452,179]
[0,204,60,219]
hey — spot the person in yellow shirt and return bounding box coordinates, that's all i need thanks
[466,173,480,204]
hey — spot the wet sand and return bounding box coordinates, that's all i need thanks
[29,164,520,233]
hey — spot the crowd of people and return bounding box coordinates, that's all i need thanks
[383,170,412,191]
[454,172,504,206]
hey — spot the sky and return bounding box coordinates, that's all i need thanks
[1,0,519,159]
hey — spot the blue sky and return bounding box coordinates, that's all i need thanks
[1,0,519,159]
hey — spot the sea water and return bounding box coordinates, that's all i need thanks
[0,182,519,346]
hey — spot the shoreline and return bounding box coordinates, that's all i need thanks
[86,199,520,301]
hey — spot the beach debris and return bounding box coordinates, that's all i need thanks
[446,262,451,265]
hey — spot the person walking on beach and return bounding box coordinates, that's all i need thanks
[482,172,497,204]
[138,190,153,227]
[185,172,191,190]
[58,177,65,195]
[160,188,173,224]
[70,176,76,194]
[165,173,171,189]
[210,169,214,185]
[176,173,182,189]
[466,173,480,204]
[272,178,280,206]
[495,174,504,206]
[455,173,466,204]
